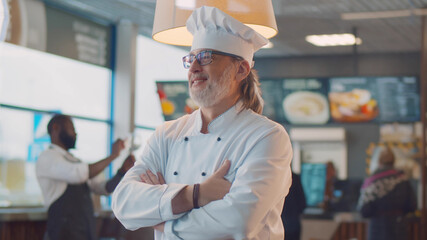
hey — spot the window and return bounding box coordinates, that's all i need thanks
[0,42,112,207]
[132,36,188,159]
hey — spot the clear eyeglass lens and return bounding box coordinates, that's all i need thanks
[199,51,212,65]
[182,55,193,69]
[182,50,213,69]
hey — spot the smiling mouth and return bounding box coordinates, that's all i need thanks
[192,79,206,85]
[191,76,208,86]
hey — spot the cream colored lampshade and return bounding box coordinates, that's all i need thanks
[152,0,277,46]
[0,0,9,41]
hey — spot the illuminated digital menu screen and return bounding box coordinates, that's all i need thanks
[261,78,330,124]
[261,76,419,124]
[155,76,419,123]
[328,76,419,123]
[375,76,419,122]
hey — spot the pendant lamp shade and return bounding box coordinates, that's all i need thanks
[0,0,9,41]
[152,0,277,46]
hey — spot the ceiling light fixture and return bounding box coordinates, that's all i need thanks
[341,8,427,20]
[152,0,278,46]
[306,34,362,47]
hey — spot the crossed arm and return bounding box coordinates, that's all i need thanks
[139,160,232,232]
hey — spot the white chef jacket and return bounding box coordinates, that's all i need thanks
[112,103,293,240]
[36,144,109,208]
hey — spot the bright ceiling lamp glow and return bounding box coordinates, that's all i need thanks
[305,34,362,47]
[152,0,278,46]
[0,0,9,41]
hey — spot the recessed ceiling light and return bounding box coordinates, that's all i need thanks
[305,33,362,47]
[341,8,427,20]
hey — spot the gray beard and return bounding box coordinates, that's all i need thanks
[189,64,234,108]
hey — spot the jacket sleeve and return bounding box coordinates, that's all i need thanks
[36,151,89,184]
[111,128,188,230]
[163,126,293,239]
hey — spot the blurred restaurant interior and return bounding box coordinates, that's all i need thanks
[0,0,427,239]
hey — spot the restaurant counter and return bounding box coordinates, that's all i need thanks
[0,207,154,240]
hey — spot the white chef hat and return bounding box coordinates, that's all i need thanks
[186,6,269,67]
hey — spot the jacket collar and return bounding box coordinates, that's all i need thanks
[194,101,244,134]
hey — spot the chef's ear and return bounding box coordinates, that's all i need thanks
[235,60,251,83]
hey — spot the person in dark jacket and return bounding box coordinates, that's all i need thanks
[281,172,307,240]
[357,146,417,240]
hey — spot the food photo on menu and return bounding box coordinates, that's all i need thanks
[328,88,378,122]
[328,77,379,123]
[260,78,331,125]
[282,91,330,125]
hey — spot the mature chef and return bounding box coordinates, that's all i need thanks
[112,6,293,240]
[36,114,135,240]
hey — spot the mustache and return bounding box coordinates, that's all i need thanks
[190,73,208,82]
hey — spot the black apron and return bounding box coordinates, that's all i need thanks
[46,183,96,240]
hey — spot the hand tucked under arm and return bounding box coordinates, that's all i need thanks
[140,169,166,185]
[199,160,232,207]
[140,160,232,214]
[140,160,232,233]
[171,160,232,214]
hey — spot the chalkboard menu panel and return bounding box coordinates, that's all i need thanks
[328,77,379,123]
[156,81,198,121]
[376,76,419,122]
[46,6,112,68]
[261,78,330,124]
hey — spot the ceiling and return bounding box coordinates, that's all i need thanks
[42,0,427,58]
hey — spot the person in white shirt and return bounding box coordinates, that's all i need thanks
[36,114,135,240]
[112,6,292,240]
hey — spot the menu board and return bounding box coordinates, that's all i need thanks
[156,76,419,123]
[261,78,330,124]
[261,76,419,124]
[260,80,286,123]
[328,76,420,123]
[156,81,198,121]
[46,6,112,68]
[376,76,419,122]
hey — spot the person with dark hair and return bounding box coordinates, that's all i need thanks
[36,114,135,240]
[281,172,306,240]
[112,6,293,240]
[357,147,417,240]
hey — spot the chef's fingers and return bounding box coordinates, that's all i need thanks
[146,170,160,185]
[213,160,231,178]
[157,172,166,184]
[140,173,149,183]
